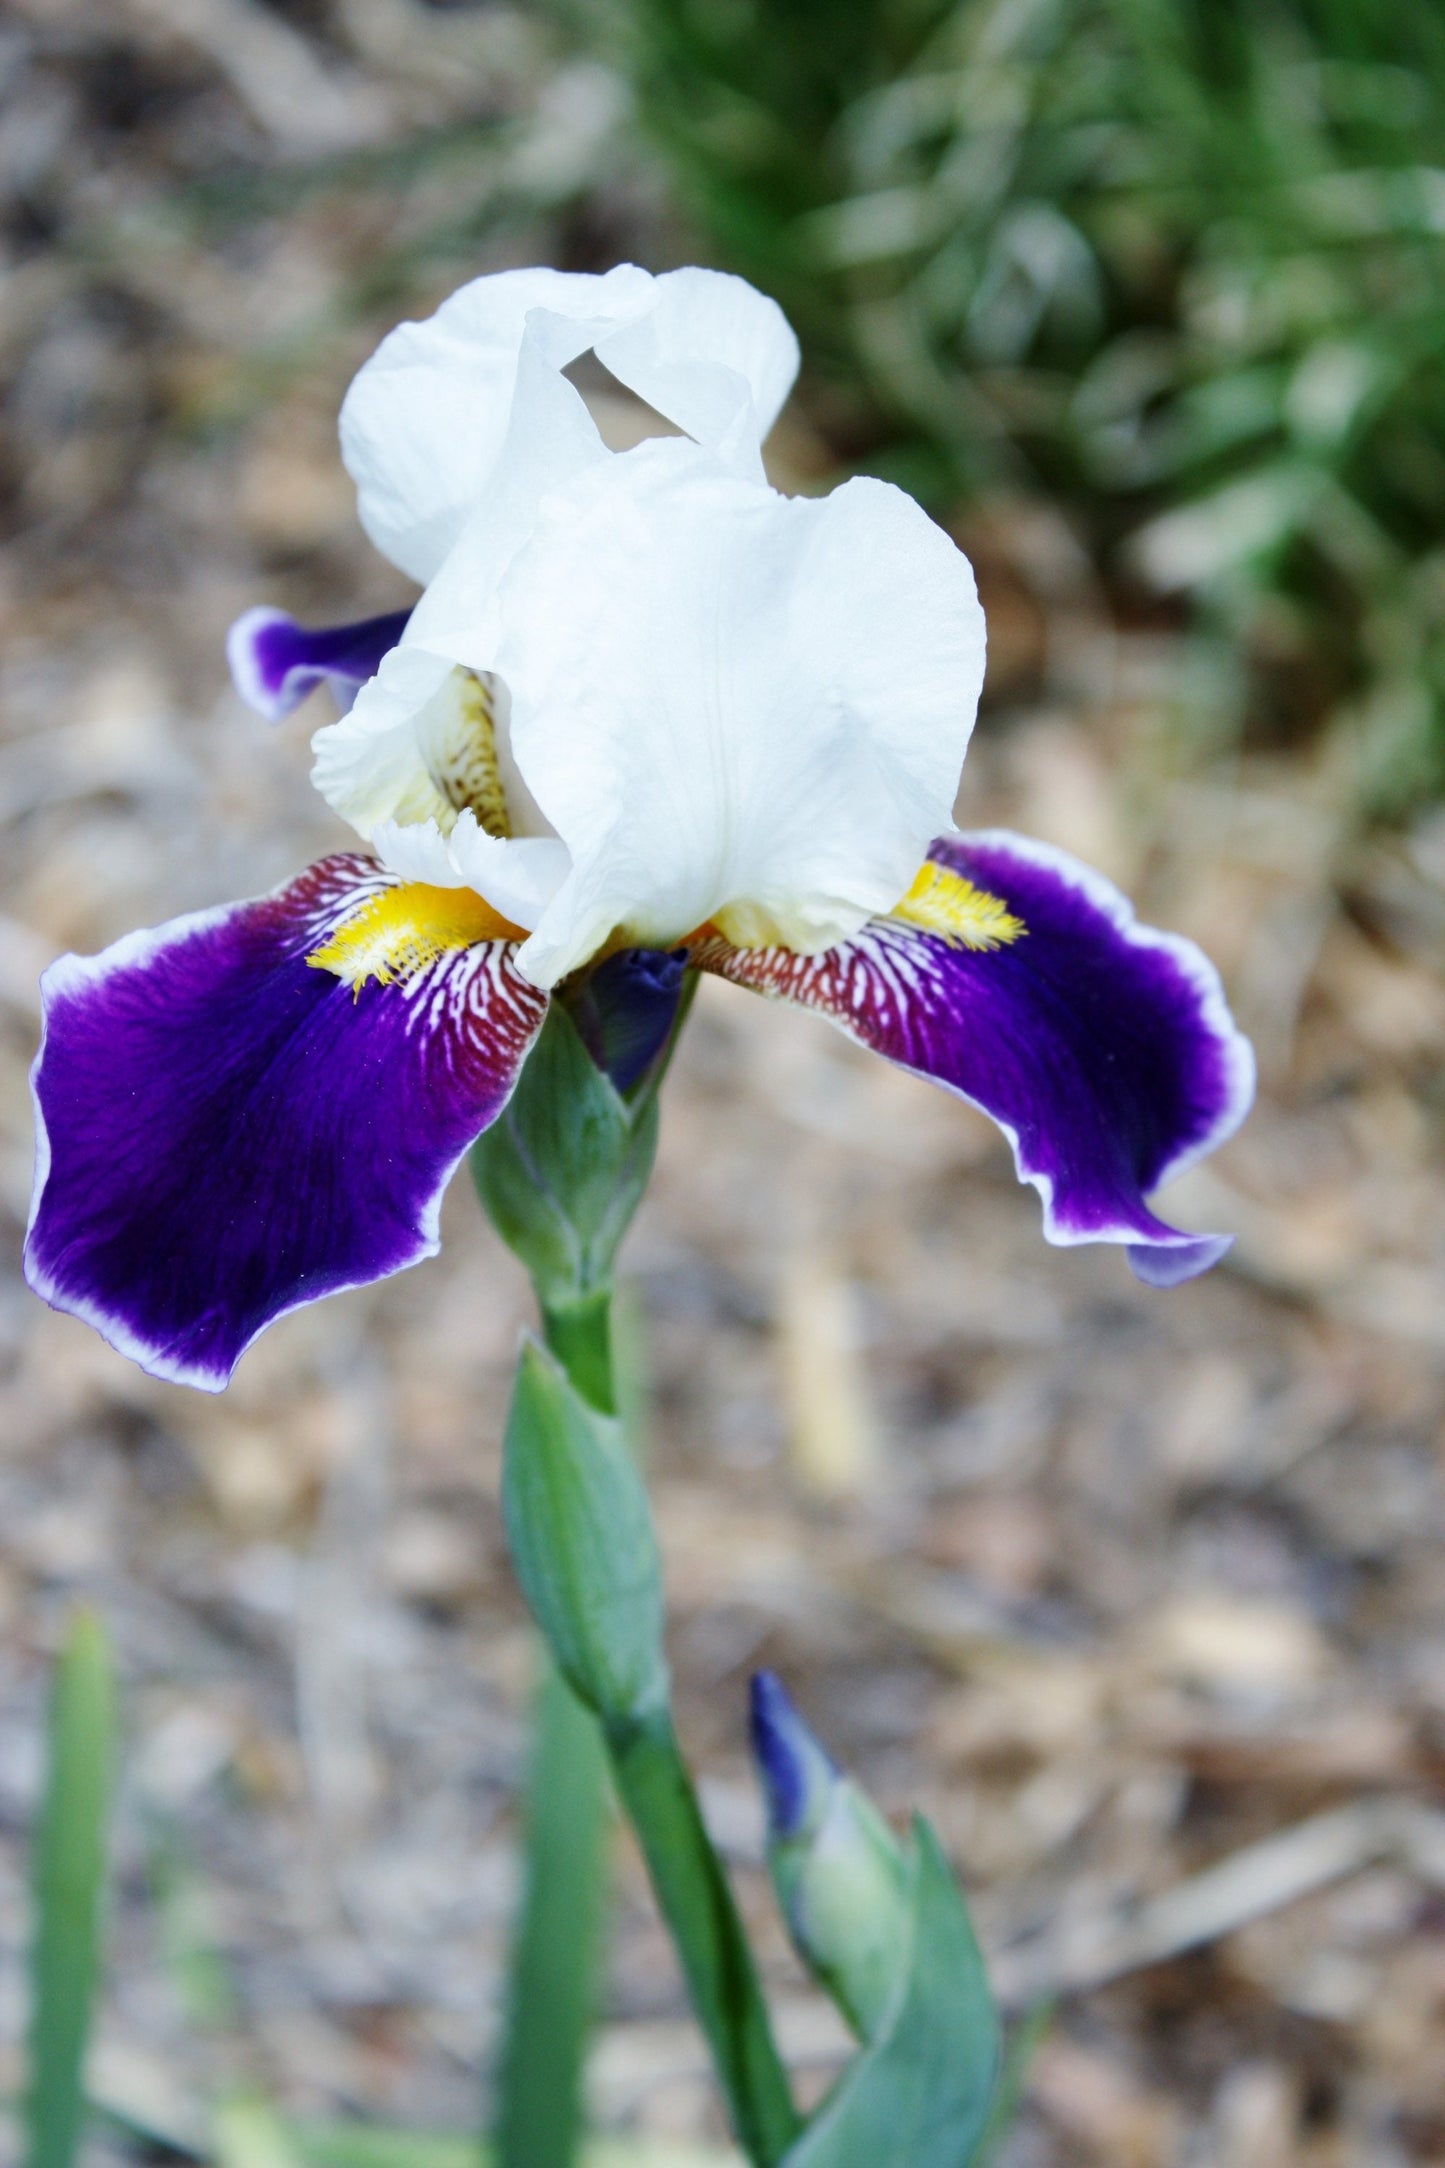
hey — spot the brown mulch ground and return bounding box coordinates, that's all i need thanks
[2,5,1445,2163]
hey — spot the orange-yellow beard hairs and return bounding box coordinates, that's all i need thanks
[308,882,527,996]
[889,862,1026,949]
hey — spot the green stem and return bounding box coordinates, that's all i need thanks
[492,1302,615,2168]
[540,1290,617,1417]
[605,1710,800,2167]
[504,1282,798,2165]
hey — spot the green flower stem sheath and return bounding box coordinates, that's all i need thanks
[492,1294,615,2168]
[604,1706,801,2168]
[480,998,796,2165]
[500,1329,800,2168]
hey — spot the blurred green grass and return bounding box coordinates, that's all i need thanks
[567,0,1445,806]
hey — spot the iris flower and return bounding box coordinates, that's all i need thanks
[25,266,1254,1391]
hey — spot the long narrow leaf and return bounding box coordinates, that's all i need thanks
[493,1661,611,2168]
[25,1609,115,2168]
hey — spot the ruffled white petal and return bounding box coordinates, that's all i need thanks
[326,265,978,989]
[488,438,984,986]
[372,814,570,933]
[311,644,459,837]
[339,265,647,583]
[338,264,801,585]
[370,815,466,886]
[447,822,571,931]
[593,266,798,477]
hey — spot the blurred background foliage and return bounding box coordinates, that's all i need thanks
[571,0,1445,809]
[17,0,1445,813]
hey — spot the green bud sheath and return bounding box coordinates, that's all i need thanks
[503,1338,668,1724]
[751,1673,908,2042]
[472,1002,659,1311]
[779,1783,911,2043]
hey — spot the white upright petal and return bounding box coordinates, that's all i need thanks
[338,263,799,584]
[339,265,652,583]
[490,439,985,986]
[323,265,979,990]
[595,267,799,476]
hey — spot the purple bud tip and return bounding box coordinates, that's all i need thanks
[572,945,689,1092]
[749,1670,835,1841]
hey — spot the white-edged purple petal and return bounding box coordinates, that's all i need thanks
[227,606,412,721]
[25,857,546,1390]
[695,830,1254,1283]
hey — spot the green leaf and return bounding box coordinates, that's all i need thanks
[503,1338,668,1723]
[780,1820,998,2168]
[25,1610,115,2168]
[494,1662,611,2168]
[969,2000,1054,2168]
[472,1002,659,1308]
[292,2130,744,2168]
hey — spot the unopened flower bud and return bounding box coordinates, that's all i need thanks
[749,1671,909,2041]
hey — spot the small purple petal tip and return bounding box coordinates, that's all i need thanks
[749,1671,836,1841]
[227,605,412,722]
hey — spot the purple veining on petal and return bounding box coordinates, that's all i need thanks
[696,829,1254,1283]
[25,856,546,1390]
[227,606,412,721]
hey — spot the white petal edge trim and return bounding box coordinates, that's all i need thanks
[226,606,294,723]
[24,886,551,1391]
[886,827,1256,1252]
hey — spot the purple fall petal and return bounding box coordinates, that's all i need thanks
[227,605,412,721]
[26,856,546,1389]
[696,829,1254,1282]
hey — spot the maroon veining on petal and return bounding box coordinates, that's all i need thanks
[25,856,546,1389]
[695,829,1253,1283]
